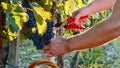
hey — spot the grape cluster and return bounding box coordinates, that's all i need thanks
[1,11,6,26]
[43,21,55,45]
[32,21,55,49]
[22,1,36,27]
[32,30,44,49]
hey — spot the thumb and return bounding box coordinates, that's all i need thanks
[74,13,81,25]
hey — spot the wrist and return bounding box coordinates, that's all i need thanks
[66,37,77,52]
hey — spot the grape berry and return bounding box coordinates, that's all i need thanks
[32,21,55,49]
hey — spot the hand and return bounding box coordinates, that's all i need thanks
[43,36,71,58]
[72,7,92,25]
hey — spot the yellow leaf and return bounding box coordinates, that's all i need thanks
[10,4,28,22]
[33,7,51,20]
[20,13,28,23]
[64,1,71,15]
[76,0,86,8]
[65,0,77,15]
[1,2,8,10]
[32,6,47,35]
[45,0,49,5]
[12,4,26,12]
[7,27,17,41]
[36,21,47,35]
[12,16,22,30]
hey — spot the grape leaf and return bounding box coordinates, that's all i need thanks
[1,2,12,11]
[64,0,76,15]
[20,13,28,23]
[11,12,28,23]
[1,2,28,41]
[7,13,19,32]
[38,0,53,11]
[12,16,22,30]
[1,2,8,10]
[38,7,51,20]
[31,4,47,35]
[36,21,47,36]
[13,5,25,12]
[7,27,17,41]
[32,3,51,20]
[10,0,18,4]
[75,0,86,8]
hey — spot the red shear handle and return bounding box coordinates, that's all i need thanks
[67,15,88,24]
[65,15,88,30]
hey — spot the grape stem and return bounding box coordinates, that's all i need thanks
[25,8,33,11]
[21,27,33,34]
[54,21,67,30]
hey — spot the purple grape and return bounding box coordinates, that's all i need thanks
[32,21,55,49]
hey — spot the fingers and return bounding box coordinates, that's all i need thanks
[78,16,88,23]
[72,9,83,25]
[44,54,56,58]
[74,14,89,25]
[43,37,66,58]
[43,45,50,50]
[72,12,78,18]
[74,13,81,25]
[43,50,51,54]
[43,50,56,58]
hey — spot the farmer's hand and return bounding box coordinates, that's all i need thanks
[72,6,91,25]
[43,36,71,58]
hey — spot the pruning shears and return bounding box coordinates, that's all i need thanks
[55,15,88,30]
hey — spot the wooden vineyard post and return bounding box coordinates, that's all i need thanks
[8,30,20,68]
[57,28,64,68]
[70,51,80,68]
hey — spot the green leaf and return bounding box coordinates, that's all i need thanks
[10,0,18,4]
[7,13,19,32]
[12,16,21,30]
[1,2,28,41]
[13,5,25,12]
